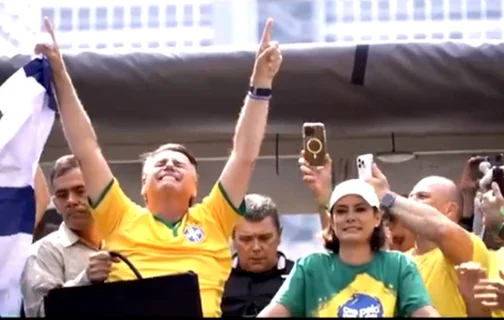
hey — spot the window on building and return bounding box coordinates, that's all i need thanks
[199,39,213,47]
[183,4,193,26]
[112,7,125,29]
[395,0,408,21]
[59,43,72,50]
[78,43,90,49]
[342,1,353,23]
[449,0,463,20]
[77,7,90,30]
[59,7,73,32]
[466,0,482,20]
[360,1,372,22]
[165,5,177,27]
[325,0,337,23]
[377,0,390,21]
[131,6,142,29]
[40,8,55,31]
[147,41,160,48]
[95,7,108,30]
[147,5,160,28]
[413,0,426,21]
[487,0,502,19]
[199,4,212,26]
[431,0,445,20]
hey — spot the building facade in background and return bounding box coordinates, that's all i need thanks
[1,0,504,55]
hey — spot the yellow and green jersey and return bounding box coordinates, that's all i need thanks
[91,178,246,317]
[274,250,432,317]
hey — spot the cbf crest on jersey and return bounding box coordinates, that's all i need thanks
[184,225,205,243]
[337,293,384,318]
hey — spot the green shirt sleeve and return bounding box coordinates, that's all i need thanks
[272,258,306,317]
[397,254,432,317]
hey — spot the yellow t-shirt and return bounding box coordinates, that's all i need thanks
[488,248,504,317]
[92,178,245,317]
[410,233,490,317]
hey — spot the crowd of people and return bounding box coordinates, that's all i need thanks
[2,17,504,318]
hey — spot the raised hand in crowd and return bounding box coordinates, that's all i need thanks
[86,251,119,283]
[473,269,504,310]
[34,18,64,72]
[459,156,485,219]
[251,18,282,87]
[298,151,332,228]
[480,182,504,237]
[455,261,491,317]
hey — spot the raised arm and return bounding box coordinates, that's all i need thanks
[35,19,112,203]
[219,19,282,207]
[298,152,332,230]
[34,165,50,228]
[368,164,483,266]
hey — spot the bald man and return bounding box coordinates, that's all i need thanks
[367,170,490,317]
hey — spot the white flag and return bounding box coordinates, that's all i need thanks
[0,57,57,317]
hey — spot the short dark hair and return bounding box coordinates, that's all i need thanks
[322,207,386,253]
[49,154,80,186]
[140,143,197,174]
[233,194,281,237]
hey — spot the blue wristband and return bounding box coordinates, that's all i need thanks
[247,92,271,101]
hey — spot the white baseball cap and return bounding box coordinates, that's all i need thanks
[329,179,380,211]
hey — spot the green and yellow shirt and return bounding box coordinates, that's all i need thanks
[274,250,432,317]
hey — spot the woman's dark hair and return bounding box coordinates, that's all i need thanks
[322,207,386,253]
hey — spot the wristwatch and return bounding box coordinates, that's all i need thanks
[249,86,272,97]
[380,193,397,212]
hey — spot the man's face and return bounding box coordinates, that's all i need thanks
[409,177,459,222]
[141,150,197,204]
[52,168,92,231]
[233,216,281,273]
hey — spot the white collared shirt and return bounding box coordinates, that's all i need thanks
[20,223,101,317]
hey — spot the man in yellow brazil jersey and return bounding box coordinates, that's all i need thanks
[34,18,283,317]
[456,181,504,317]
[366,164,490,317]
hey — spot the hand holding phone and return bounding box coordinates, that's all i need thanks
[357,154,374,180]
[303,122,327,167]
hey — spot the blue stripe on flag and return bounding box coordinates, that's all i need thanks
[0,187,35,237]
[23,57,57,112]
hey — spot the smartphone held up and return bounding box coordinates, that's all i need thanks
[302,122,327,167]
[357,153,374,180]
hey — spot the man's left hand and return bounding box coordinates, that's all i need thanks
[250,18,282,88]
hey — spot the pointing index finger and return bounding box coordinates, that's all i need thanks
[43,17,57,44]
[259,18,273,47]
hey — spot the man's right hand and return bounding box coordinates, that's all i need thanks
[481,182,504,233]
[456,261,487,300]
[86,251,119,283]
[298,151,332,206]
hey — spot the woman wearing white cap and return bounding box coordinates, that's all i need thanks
[258,178,439,317]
